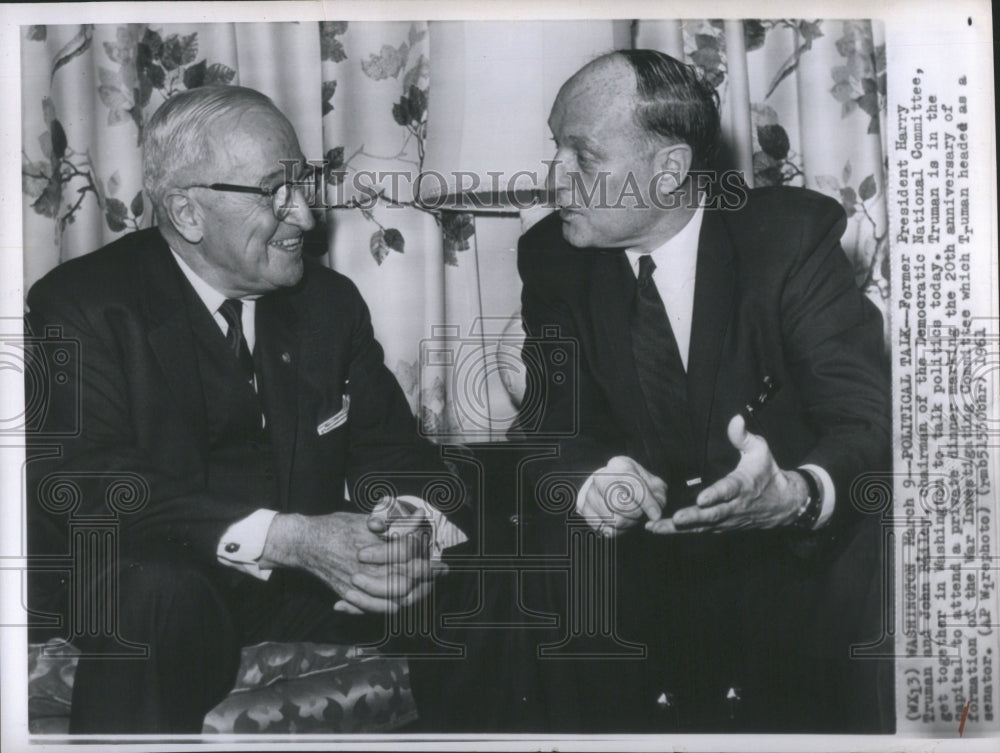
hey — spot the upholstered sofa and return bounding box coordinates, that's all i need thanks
[28,638,417,734]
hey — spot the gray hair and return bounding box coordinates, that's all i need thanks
[141,85,277,217]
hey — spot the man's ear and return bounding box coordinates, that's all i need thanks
[162,190,204,244]
[652,143,693,198]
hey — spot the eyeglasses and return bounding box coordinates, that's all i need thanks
[184,172,319,220]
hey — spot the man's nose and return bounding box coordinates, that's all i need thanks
[284,185,316,231]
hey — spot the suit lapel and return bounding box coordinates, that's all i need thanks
[589,251,635,388]
[142,239,209,455]
[255,291,300,510]
[686,205,736,469]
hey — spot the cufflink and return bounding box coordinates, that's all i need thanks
[225,542,240,553]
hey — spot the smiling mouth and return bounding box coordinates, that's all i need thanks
[269,237,303,253]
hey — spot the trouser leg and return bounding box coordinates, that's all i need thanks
[403,566,553,733]
[69,557,241,734]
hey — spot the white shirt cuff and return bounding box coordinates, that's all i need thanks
[800,464,835,529]
[390,495,468,556]
[216,508,279,580]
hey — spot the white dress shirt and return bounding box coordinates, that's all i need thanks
[172,250,259,351]
[171,251,466,580]
[574,208,835,528]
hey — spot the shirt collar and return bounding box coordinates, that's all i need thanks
[625,203,705,274]
[169,249,258,315]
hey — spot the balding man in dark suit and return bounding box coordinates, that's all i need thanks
[515,50,891,732]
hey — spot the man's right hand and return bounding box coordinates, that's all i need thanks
[579,456,667,536]
[259,511,435,613]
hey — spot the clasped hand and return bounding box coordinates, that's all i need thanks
[264,502,442,615]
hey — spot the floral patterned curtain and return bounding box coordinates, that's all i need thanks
[20,20,493,439]
[636,19,890,334]
[21,19,890,444]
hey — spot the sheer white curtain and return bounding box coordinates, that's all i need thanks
[20,19,619,442]
[637,19,890,332]
[22,23,325,281]
[20,21,483,438]
[20,19,889,443]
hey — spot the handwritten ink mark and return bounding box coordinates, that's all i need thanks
[958,699,971,736]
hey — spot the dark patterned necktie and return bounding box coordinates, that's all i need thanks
[629,255,693,467]
[217,298,255,388]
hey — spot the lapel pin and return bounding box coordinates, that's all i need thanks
[281,352,291,364]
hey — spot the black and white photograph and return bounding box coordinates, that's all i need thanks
[0,1,996,750]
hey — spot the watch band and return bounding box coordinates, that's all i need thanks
[790,468,823,530]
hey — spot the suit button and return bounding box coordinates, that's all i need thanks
[264,469,275,481]
[225,542,239,553]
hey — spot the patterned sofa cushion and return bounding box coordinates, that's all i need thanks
[27,639,416,734]
[203,642,417,733]
[28,640,77,733]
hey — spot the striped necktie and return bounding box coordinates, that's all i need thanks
[629,255,694,473]
[217,298,255,388]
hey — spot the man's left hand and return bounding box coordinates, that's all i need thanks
[333,501,442,614]
[645,414,807,534]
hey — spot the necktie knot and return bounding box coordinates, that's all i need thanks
[218,298,243,332]
[637,255,656,288]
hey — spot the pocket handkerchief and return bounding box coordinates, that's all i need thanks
[317,395,350,435]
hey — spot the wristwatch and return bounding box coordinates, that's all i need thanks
[790,468,823,530]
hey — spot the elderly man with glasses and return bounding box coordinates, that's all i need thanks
[26,85,469,734]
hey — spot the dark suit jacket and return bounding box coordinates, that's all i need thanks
[518,185,890,528]
[25,227,466,574]
[515,186,892,731]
